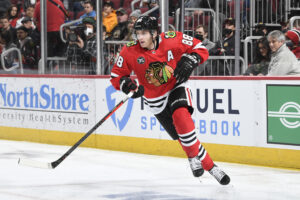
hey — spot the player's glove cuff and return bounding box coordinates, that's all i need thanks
[174,53,201,84]
[120,76,144,99]
[120,76,137,95]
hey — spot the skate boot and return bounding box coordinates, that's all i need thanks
[209,164,230,185]
[188,156,204,177]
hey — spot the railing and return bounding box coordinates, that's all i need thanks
[60,18,82,43]
[243,36,263,68]
[194,56,246,76]
[41,40,246,76]
[290,16,300,29]
[1,47,23,74]
[131,0,141,11]
[41,41,128,75]
[141,5,159,16]
[175,8,218,42]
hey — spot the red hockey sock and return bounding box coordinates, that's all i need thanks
[198,143,214,171]
[172,107,199,158]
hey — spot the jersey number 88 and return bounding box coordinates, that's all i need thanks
[182,34,193,46]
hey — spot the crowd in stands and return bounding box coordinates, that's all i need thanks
[0,0,300,76]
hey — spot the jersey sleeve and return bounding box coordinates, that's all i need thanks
[176,31,209,64]
[110,46,132,90]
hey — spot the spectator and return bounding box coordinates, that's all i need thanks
[103,1,117,35]
[285,29,300,59]
[7,5,20,28]
[253,22,268,37]
[65,17,97,74]
[123,9,141,41]
[0,30,19,73]
[108,8,129,41]
[279,21,289,34]
[34,0,67,57]
[267,30,300,76]
[211,18,235,56]
[147,0,159,19]
[79,1,96,21]
[210,18,236,75]
[16,26,37,72]
[194,25,215,51]
[21,17,34,30]
[16,5,35,29]
[71,0,84,20]
[0,16,17,43]
[20,16,39,46]
[194,25,215,75]
[0,0,11,18]
[244,37,271,76]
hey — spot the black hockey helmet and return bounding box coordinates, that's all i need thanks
[134,15,158,31]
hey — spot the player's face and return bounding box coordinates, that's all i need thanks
[136,30,155,49]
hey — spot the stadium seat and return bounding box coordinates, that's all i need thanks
[110,0,120,9]
[228,0,245,18]
[123,0,132,10]
[193,13,211,28]
[169,16,175,26]
[140,7,149,14]
[184,16,193,30]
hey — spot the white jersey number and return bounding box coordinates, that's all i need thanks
[182,34,193,46]
[116,56,124,67]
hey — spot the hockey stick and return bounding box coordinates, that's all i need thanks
[18,92,134,169]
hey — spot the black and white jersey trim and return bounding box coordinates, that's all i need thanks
[143,92,170,114]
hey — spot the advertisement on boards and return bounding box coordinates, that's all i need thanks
[0,77,95,132]
[267,84,300,146]
[95,79,257,146]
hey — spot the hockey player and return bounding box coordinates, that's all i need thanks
[110,16,230,185]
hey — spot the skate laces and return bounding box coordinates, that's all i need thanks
[188,157,202,171]
[209,165,226,181]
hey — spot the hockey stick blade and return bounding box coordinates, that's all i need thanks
[18,92,134,169]
[18,158,53,169]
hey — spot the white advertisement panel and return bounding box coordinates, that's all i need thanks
[95,79,259,146]
[0,77,95,132]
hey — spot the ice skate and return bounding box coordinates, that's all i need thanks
[188,156,204,177]
[209,164,230,185]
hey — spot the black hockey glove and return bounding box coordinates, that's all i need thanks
[120,76,144,98]
[174,53,201,84]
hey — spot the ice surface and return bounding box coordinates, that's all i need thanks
[0,139,300,200]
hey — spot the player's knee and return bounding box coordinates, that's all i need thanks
[172,107,190,124]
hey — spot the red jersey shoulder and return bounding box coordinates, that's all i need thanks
[120,40,141,55]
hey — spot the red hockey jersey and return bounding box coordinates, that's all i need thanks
[110,31,209,99]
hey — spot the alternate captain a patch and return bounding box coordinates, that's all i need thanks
[137,57,145,64]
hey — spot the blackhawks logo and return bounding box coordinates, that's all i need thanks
[164,31,176,39]
[126,41,137,47]
[145,62,174,86]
